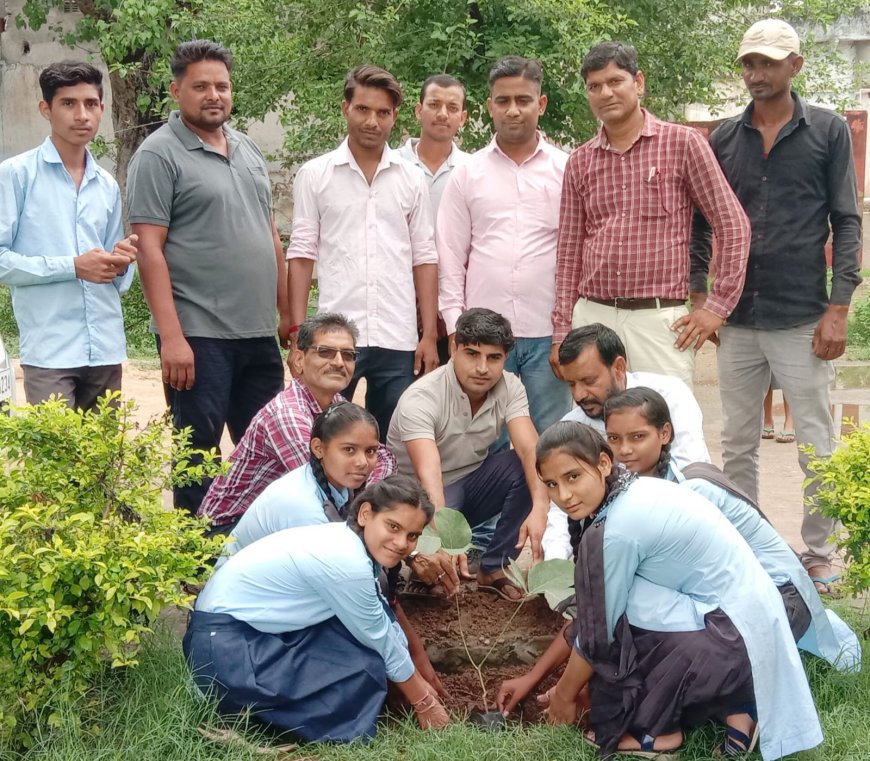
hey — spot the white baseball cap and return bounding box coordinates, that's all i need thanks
[737,19,801,61]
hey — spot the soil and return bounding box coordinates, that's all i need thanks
[400,582,566,723]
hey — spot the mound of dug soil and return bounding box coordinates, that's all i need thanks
[400,583,567,723]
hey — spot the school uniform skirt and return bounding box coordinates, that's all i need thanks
[587,609,755,753]
[183,610,388,742]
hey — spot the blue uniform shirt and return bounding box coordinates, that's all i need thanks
[196,522,414,682]
[0,137,132,368]
[221,463,350,563]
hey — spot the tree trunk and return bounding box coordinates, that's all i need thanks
[109,61,165,208]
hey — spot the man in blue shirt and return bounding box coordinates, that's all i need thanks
[0,62,137,411]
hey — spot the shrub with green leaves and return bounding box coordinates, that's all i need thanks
[847,295,870,350]
[0,396,225,741]
[806,422,870,595]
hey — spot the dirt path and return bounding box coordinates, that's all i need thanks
[9,350,823,551]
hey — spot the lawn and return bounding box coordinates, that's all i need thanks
[2,605,867,761]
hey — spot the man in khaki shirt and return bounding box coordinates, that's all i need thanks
[387,308,549,601]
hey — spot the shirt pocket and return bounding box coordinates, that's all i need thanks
[641,172,686,218]
[246,165,272,211]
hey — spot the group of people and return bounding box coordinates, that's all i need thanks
[0,13,864,760]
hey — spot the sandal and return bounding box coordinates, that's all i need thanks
[583,730,681,759]
[761,426,775,440]
[477,575,525,603]
[714,703,758,757]
[396,577,447,599]
[775,431,795,443]
[806,564,841,597]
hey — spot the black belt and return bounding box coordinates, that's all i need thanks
[585,296,685,310]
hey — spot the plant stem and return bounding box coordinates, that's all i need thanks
[455,592,488,709]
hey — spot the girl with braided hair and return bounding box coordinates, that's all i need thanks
[219,402,379,562]
[186,475,451,742]
[603,387,860,672]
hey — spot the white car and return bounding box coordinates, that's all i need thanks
[0,334,14,411]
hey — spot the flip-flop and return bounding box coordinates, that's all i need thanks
[478,576,525,603]
[761,426,775,440]
[714,723,760,756]
[583,730,681,759]
[775,431,795,443]
[396,577,447,599]
[806,565,841,596]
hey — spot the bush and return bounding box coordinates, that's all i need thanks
[0,396,224,743]
[806,422,870,595]
[847,295,870,350]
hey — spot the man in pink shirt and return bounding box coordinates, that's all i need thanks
[286,65,439,440]
[437,56,572,435]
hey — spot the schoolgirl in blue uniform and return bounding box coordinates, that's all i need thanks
[220,402,379,563]
[603,386,860,671]
[536,421,820,760]
[185,475,450,742]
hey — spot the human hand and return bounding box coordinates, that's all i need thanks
[74,248,137,284]
[516,509,547,563]
[408,549,472,596]
[411,690,450,729]
[812,305,848,360]
[160,334,195,390]
[671,308,724,352]
[414,335,439,376]
[538,685,580,726]
[277,312,293,350]
[112,234,139,265]
[496,673,538,715]
[548,342,563,379]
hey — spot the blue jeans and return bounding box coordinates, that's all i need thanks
[343,347,415,443]
[443,450,532,575]
[492,336,572,452]
[158,335,284,515]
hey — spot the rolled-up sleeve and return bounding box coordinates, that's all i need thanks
[286,164,321,261]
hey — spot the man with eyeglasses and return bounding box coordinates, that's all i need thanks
[198,313,396,533]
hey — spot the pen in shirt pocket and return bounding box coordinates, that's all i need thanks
[647,166,657,182]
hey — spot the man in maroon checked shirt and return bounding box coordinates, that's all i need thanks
[198,312,396,532]
[550,41,751,388]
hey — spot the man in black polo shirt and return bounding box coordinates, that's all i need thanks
[691,19,862,594]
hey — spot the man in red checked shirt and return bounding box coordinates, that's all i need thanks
[550,41,751,388]
[198,313,396,533]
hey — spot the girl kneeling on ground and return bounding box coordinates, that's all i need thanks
[184,475,450,742]
[534,421,820,759]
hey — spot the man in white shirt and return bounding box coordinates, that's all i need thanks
[437,56,571,436]
[287,65,439,440]
[542,322,710,559]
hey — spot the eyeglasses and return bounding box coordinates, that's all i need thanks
[309,345,358,362]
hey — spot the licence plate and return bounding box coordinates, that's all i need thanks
[0,367,12,401]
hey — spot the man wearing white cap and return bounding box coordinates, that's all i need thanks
[691,19,862,595]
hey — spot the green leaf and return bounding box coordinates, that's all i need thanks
[431,508,472,554]
[415,527,442,555]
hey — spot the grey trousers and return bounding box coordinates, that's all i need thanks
[22,363,121,412]
[717,323,836,567]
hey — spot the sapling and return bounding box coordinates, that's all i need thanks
[421,509,574,728]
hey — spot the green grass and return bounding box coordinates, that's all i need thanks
[2,606,868,761]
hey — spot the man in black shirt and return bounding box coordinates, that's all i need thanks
[691,18,862,594]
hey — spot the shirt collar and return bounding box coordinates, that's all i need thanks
[167,110,237,153]
[39,136,99,181]
[292,377,343,415]
[594,108,657,151]
[335,137,397,176]
[488,130,549,165]
[402,137,464,169]
[740,91,809,129]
